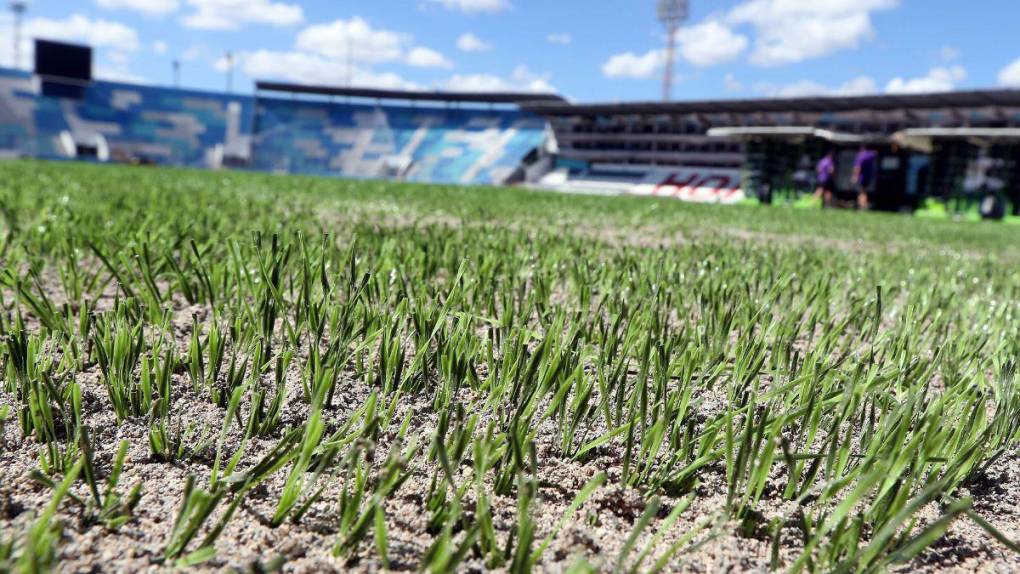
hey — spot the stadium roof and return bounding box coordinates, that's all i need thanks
[898,127,1020,139]
[255,81,566,105]
[894,127,1020,152]
[521,89,1020,116]
[707,126,871,143]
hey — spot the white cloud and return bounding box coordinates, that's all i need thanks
[17,14,145,79]
[405,46,453,69]
[0,13,146,83]
[675,20,748,67]
[107,50,131,65]
[95,63,148,84]
[10,13,141,67]
[600,0,888,76]
[509,65,555,92]
[724,73,743,93]
[457,33,492,52]
[182,0,303,30]
[25,14,141,53]
[754,79,830,97]
[443,65,555,93]
[428,0,511,14]
[213,17,461,90]
[939,46,960,63]
[212,52,239,72]
[755,75,878,97]
[0,15,15,68]
[96,0,180,16]
[181,45,205,61]
[296,17,406,64]
[242,50,417,90]
[886,66,965,94]
[728,0,899,66]
[152,40,168,54]
[599,20,747,81]
[839,76,879,95]
[444,73,509,92]
[728,0,899,23]
[601,50,663,80]
[999,58,1020,87]
[547,33,571,45]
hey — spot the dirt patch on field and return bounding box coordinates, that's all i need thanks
[3,306,1020,573]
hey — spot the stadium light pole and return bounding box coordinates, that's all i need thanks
[9,0,28,70]
[173,59,180,89]
[224,51,233,93]
[345,35,353,88]
[657,0,688,102]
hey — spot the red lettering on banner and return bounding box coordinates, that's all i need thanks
[697,175,732,192]
[649,171,743,202]
[698,175,738,201]
[654,173,699,196]
[723,186,743,200]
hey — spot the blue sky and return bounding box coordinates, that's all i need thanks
[3,0,1020,102]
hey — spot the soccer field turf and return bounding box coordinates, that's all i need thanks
[2,160,1020,572]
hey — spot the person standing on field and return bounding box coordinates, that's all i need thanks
[852,145,878,210]
[814,151,836,206]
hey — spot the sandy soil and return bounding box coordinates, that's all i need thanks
[1,267,1019,573]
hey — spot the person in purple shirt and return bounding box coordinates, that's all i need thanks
[814,151,836,206]
[853,145,879,210]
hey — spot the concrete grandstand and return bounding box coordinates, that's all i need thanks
[0,40,559,186]
[250,82,557,184]
[523,91,1020,210]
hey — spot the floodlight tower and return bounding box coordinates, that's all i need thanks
[657,0,688,101]
[224,51,234,93]
[9,0,28,70]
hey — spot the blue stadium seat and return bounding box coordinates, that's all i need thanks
[0,67,546,185]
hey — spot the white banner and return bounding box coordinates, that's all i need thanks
[538,165,745,204]
[631,167,744,204]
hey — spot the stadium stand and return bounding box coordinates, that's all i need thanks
[0,45,556,186]
[523,91,1020,207]
[0,67,252,167]
[251,86,549,185]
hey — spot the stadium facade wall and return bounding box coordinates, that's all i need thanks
[0,67,546,185]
